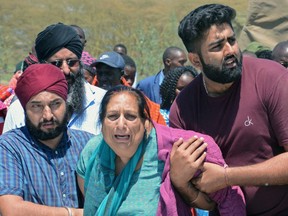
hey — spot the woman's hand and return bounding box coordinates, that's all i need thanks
[170,136,207,188]
[169,136,216,209]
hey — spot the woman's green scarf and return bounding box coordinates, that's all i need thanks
[84,134,148,216]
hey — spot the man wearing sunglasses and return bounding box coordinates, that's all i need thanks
[3,23,106,135]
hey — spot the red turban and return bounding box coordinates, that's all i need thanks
[15,64,68,109]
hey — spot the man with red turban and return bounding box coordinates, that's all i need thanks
[0,64,93,216]
[3,22,106,135]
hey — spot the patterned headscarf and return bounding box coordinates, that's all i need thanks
[81,51,96,75]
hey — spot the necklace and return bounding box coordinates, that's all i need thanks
[202,76,209,94]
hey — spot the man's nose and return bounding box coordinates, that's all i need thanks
[42,105,54,120]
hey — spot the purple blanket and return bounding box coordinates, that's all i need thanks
[155,122,246,216]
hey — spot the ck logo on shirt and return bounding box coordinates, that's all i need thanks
[244,116,253,127]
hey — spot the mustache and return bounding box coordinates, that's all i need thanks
[65,72,76,80]
[39,119,59,126]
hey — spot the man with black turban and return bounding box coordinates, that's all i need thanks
[3,23,107,135]
[0,64,94,215]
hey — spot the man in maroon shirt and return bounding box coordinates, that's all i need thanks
[169,3,288,215]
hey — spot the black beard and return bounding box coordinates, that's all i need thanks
[25,111,68,141]
[66,69,85,117]
[199,52,243,84]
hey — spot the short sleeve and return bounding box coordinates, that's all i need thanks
[76,136,101,179]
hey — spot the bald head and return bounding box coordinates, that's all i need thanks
[162,46,187,74]
[272,41,288,68]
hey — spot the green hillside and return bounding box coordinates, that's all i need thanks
[0,0,248,84]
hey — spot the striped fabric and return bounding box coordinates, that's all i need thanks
[0,126,93,207]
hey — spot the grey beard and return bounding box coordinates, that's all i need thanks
[67,70,85,118]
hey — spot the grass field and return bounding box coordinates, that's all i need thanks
[0,0,248,84]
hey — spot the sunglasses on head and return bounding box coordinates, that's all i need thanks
[48,59,80,68]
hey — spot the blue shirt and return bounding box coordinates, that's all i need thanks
[0,126,93,207]
[136,70,164,104]
[3,82,107,135]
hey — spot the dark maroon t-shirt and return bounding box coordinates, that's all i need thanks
[170,57,288,215]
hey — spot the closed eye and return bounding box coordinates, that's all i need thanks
[107,114,119,121]
[125,114,137,121]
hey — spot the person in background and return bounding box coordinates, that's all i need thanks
[113,43,127,55]
[0,64,94,216]
[0,62,24,135]
[71,24,99,85]
[113,43,138,87]
[137,46,187,104]
[271,40,288,69]
[81,52,97,85]
[242,41,271,57]
[70,24,87,48]
[121,54,137,87]
[3,22,106,135]
[8,61,24,90]
[160,65,198,125]
[169,4,288,215]
[76,85,245,216]
[91,51,166,126]
[255,49,272,60]
[91,51,125,91]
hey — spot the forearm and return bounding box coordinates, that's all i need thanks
[77,175,85,197]
[0,195,82,216]
[174,182,216,210]
[227,152,288,186]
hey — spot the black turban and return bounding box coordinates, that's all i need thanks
[35,23,83,61]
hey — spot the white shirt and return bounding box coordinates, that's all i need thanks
[3,82,106,135]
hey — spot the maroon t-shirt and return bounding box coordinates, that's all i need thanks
[170,57,288,215]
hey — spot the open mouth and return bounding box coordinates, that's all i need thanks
[41,121,56,128]
[224,57,237,68]
[115,134,130,141]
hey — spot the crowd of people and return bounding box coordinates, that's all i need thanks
[0,2,288,216]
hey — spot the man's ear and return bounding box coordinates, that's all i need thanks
[188,53,201,69]
[165,58,171,67]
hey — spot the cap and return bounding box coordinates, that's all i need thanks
[91,51,125,69]
[243,42,271,53]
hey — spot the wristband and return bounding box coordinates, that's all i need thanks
[64,206,73,216]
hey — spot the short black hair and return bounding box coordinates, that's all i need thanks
[113,44,127,55]
[178,4,236,53]
[162,46,185,63]
[255,50,272,60]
